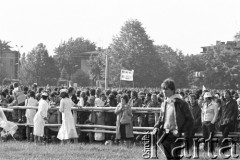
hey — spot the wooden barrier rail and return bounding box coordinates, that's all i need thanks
[7,106,161,113]
[16,123,240,138]
[2,106,240,142]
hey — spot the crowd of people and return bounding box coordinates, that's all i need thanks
[0,80,240,152]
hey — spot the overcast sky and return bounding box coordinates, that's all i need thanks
[1,0,240,55]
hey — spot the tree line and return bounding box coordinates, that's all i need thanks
[0,19,240,89]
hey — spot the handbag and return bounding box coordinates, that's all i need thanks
[120,106,132,124]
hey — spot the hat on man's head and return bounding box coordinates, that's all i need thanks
[204,92,212,98]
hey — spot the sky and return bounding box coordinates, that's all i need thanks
[1,0,240,55]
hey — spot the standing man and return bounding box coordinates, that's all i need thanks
[218,90,238,148]
[188,94,202,151]
[153,78,194,160]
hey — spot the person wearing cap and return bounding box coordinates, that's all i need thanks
[218,90,238,150]
[33,91,50,144]
[201,92,218,152]
[153,78,194,160]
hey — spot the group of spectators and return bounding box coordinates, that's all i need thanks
[0,81,240,148]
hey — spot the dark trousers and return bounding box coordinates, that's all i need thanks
[162,133,182,160]
[219,124,231,148]
[202,121,215,152]
[189,127,202,149]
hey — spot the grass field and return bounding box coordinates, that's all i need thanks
[0,141,239,160]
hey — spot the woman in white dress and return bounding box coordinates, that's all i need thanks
[33,92,50,144]
[25,91,38,124]
[57,89,80,144]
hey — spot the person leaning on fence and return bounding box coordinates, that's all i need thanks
[146,94,161,127]
[218,90,238,150]
[33,91,50,144]
[128,91,142,127]
[152,78,194,160]
[201,92,218,153]
[25,91,38,124]
[57,89,80,144]
[9,82,27,123]
[115,94,133,147]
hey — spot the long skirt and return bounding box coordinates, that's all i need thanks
[33,114,45,137]
[57,112,78,140]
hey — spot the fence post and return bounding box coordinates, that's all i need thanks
[73,110,77,125]
[154,113,158,124]
[26,125,30,141]
[57,110,61,130]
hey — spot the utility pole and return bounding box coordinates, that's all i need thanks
[105,54,109,90]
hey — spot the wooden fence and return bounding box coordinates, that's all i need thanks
[2,106,240,141]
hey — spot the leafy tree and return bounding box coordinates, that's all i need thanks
[54,37,96,80]
[0,40,12,82]
[20,43,59,86]
[109,19,167,87]
[88,51,105,82]
[199,44,240,89]
[155,45,188,88]
[234,31,240,41]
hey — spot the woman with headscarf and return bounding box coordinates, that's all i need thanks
[115,94,133,147]
[33,92,50,144]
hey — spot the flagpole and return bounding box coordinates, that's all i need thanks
[119,80,121,90]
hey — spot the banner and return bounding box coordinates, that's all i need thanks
[120,69,134,81]
[73,83,77,88]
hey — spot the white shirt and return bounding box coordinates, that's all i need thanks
[202,101,218,123]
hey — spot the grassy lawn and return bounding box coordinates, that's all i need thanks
[0,141,239,160]
[0,141,145,160]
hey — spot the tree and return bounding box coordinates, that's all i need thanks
[234,31,240,41]
[155,45,188,88]
[54,37,96,80]
[109,19,167,87]
[200,44,240,89]
[20,43,59,86]
[88,50,105,82]
[0,40,12,82]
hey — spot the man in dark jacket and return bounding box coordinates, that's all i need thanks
[218,90,238,148]
[153,78,194,160]
[188,94,202,150]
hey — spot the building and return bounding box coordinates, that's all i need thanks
[201,41,240,53]
[0,50,19,79]
[79,50,99,75]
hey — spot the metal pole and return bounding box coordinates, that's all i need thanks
[105,54,109,90]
